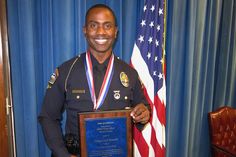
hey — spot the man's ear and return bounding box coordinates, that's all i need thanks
[83,26,87,36]
[115,27,118,38]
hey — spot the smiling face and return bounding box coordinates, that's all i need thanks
[83,7,118,58]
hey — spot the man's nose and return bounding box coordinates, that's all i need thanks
[96,26,106,35]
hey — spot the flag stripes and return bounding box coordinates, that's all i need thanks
[131,0,166,156]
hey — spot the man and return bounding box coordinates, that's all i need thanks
[39,4,150,157]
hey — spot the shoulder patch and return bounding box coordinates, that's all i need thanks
[47,69,59,89]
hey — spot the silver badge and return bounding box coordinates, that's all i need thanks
[113,90,120,100]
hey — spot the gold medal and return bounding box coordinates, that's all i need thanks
[120,72,129,87]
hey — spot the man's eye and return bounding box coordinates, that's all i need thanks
[104,24,112,30]
[89,23,97,29]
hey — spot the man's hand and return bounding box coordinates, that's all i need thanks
[130,103,150,124]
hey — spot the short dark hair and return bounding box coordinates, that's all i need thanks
[85,4,117,26]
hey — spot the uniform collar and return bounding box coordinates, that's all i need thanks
[90,53,111,71]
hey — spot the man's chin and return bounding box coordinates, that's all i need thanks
[90,47,112,54]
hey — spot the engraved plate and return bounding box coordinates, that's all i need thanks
[78,110,132,157]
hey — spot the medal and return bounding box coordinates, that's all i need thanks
[85,52,114,110]
[120,72,129,87]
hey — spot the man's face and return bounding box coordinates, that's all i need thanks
[83,7,118,55]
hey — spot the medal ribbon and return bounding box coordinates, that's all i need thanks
[85,52,114,110]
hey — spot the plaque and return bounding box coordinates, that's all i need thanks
[78,110,133,157]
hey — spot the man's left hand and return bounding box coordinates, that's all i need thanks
[130,103,150,124]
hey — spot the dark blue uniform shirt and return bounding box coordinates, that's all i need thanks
[38,53,148,157]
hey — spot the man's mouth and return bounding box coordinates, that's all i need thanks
[94,39,108,44]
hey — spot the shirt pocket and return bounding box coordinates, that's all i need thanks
[65,90,93,111]
[111,88,134,109]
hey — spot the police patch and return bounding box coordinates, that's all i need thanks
[47,69,59,89]
[120,72,129,87]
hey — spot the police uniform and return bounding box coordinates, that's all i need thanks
[38,52,148,157]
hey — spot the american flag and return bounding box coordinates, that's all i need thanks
[130,0,166,156]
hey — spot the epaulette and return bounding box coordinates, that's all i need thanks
[64,55,80,92]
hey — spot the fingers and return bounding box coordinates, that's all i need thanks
[133,110,149,124]
[131,104,150,124]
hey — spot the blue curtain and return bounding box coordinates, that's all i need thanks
[166,0,236,157]
[6,0,236,157]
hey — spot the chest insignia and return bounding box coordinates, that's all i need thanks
[113,90,120,100]
[120,72,129,87]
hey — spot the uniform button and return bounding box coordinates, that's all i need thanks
[76,95,80,99]
[125,106,131,110]
[124,96,128,100]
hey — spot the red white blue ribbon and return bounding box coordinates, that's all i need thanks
[84,52,114,110]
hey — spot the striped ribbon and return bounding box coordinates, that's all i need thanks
[84,52,114,110]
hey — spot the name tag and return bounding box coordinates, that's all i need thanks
[72,89,86,94]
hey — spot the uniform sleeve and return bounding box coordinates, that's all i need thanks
[38,68,71,157]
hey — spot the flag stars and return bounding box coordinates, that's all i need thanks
[153,71,157,76]
[155,40,159,47]
[154,56,158,62]
[147,52,151,60]
[149,21,154,28]
[148,37,153,44]
[157,25,161,31]
[159,8,163,15]
[143,5,147,12]
[150,5,155,12]
[138,35,144,43]
[141,20,146,27]
[158,73,163,80]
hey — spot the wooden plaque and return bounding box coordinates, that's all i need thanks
[78,110,133,157]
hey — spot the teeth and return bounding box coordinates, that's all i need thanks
[95,39,107,44]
